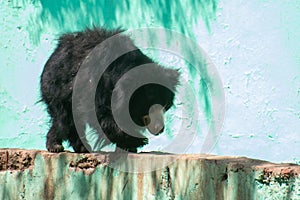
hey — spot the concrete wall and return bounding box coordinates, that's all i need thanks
[0,0,299,164]
[0,149,299,200]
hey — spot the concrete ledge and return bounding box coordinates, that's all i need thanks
[0,149,299,200]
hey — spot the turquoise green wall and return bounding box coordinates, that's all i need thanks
[0,0,299,163]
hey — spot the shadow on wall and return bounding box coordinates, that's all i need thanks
[25,0,219,113]
[24,0,218,44]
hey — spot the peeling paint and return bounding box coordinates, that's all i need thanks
[0,149,35,171]
[69,155,109,175]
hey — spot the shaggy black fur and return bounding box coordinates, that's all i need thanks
[40,27,179,153]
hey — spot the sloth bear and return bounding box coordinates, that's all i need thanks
[40,27,179,153]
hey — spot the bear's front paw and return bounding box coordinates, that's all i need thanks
[142,138,149,145]
[115,146,137,153]
[47,144,64,153]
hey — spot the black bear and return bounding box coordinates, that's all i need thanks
[40,27,179,153]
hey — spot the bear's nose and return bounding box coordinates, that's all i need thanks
[151,124,164,135]
[158,126,164,134]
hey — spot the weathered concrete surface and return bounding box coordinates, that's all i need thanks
[0,149,299,200]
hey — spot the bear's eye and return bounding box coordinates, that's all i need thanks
[142,115,151,126]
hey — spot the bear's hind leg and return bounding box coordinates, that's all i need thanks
[46,125,64,152]
[68,127,89,153]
